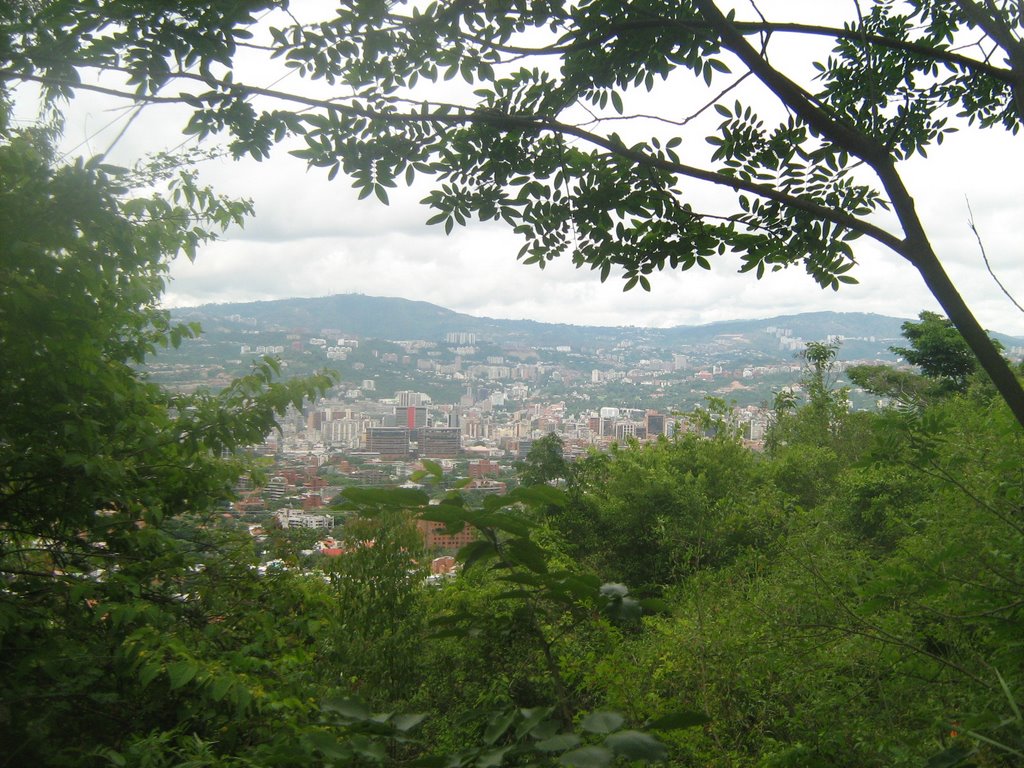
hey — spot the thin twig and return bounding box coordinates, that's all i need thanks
[965,196,1024,314]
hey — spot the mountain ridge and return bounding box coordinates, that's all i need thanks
[171,293,1024,353]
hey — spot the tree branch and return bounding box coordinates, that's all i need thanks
[951,0,1024,117]
[7,69,908,255]
[965,196,1024,314]
[692,0,1024,430]
[412,12,1018,86]
[692,0,890,163]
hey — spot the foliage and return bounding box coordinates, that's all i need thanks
[575,392,1024,766]
[890,310,999,393]
[517,433,569,487]
[766,341,868,468]
[848,362,938,406]
[559,431,785,589]
[7,14,1024,758]
[0,122,341,763]
[325,509,426,707]
[331,469,704,764]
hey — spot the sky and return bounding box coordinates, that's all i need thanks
[15,3,1024,335]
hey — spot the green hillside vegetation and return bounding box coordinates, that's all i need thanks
[5,2,1024,766]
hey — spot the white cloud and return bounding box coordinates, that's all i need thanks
[16,6,1024,338]
[144,117,1024,337]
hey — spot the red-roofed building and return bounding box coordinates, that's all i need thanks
[416,518,478,551]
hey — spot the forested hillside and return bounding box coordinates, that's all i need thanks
[173,294,917,353]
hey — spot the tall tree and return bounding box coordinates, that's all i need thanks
[3,1,1024,425]
[891,310,996,392]
[0,120,336,763]
[518,433,568,487]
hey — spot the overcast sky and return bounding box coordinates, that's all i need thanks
[16,3,1024,335]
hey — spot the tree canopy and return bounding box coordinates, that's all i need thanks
[891,309,997,392]
[518,433,568,487]
[3,0,1023,426]
[0,116,344,763]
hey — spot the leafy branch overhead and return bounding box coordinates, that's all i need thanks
[4,0,1023,425]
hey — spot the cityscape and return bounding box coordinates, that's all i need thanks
[142,294,1024,528]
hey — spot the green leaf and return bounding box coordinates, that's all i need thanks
[323,696,371,720]
[638,598,672,615]
[925,744,974,768]
[306,730,351,759]
[604,731,667,762]
[101,748,127,767]
[558,573,603,601]
[580,711,624,734]
[996,668,1022,721]
[483,709,517,744]
[458,539,498,570]
[166,660,198,690]
[535,734,582,752]
[210,675,234,702]
[504,537,548,573]
[645,711,709,730]
[498,572,544,587]
[419,507,469,533]
[559,746,613,768]
[517,706,554,738]
[474,512,532,537]
[392,713,427,732]
[138,663,161,688]
[232,683,252,715]
[421,458,444,478]
[508,484,567,508]
[350,735,388,761]
[477,746,513,768]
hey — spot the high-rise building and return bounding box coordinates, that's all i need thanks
[396,405,429,430]
[445,331,477,345]
[365,427,411,458]
[599,407,619,437]
[419,427,462,458]
[468,459,501,479]
[645,411,666,437]
[395,390,428,408]
[275,508,335,530]
[616,421,641,441]
[417,518,477,550]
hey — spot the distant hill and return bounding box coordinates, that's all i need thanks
[173,294,643,348]
[172,294,1022,357]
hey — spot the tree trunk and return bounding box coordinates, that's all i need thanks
[913,247,1024,429]
[875,154,1024,431]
